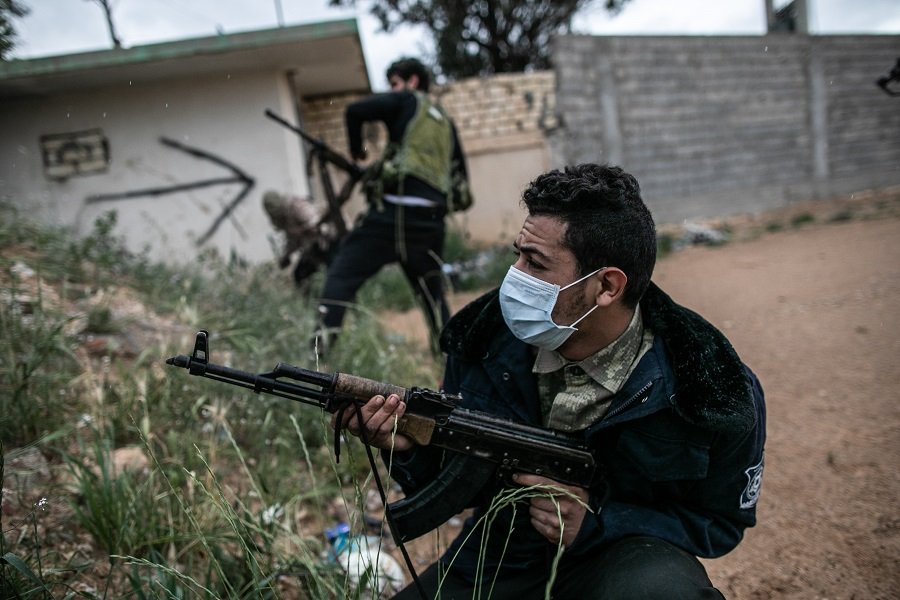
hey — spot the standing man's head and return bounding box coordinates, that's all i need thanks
[386,57,431,92]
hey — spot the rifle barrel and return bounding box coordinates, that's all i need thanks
[165,354,335,407]
[264,109,362,177]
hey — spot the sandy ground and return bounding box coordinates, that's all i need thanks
[383,190,900,599]
[4,190,896,599]
[655,213,900,599]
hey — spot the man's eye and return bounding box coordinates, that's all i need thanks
[512,247,543,270]
[524,256,543,270]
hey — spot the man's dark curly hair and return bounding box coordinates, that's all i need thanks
[386,57,431,92]
[522,163,656,308]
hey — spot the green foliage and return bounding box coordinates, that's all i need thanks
[790,212,816,228]
[0,0,29,60]
[64,431,172,558]
[0,281,80,447]
[356,264,419,312]
[1,550,55,599]
[0,202,439,598]
[448,246,513,292]
[443,222,478,264]
[85,305,118,334]
[0,470,67,600]
[657,232,676,259]
[330,0,632,80]
[442,225,513,292]
[827,209,855,223]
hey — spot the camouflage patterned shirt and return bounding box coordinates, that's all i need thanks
[534,307,655,431]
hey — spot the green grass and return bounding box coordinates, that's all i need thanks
[0,283,80,447]
[790,212,816,228]
[827,209,854,223]
[656,232,677,259]
[0,203,444,598]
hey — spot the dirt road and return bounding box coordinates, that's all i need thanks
[654,208,900,599]
[388,192,900,599]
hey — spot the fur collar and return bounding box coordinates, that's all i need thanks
[439,282,755,434]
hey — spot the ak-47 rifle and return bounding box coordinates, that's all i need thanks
[166,331,596,543]
[265,109,370,239]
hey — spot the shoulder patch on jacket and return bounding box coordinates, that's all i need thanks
[740,453,765,509]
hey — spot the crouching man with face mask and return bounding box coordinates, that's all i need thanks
[336,163,766,599]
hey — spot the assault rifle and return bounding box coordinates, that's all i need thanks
[166,330,596,542]
[265,109,371,239]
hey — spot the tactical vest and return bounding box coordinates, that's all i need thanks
[392,91,452,193]
[374,92,472,212]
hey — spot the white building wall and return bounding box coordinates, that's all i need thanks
[0,69,311,264]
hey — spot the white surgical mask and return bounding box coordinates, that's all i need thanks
[499,266,604,350]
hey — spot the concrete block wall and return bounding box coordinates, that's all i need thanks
[298,93,361,157]
[552,34,900,224]
[818,36,900,179]
[434,72,557,243]
[434,71,558,155]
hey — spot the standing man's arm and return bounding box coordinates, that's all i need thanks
[345,92,408,161]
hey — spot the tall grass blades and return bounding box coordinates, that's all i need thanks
[0,276,79,447]
[1,202,449,597]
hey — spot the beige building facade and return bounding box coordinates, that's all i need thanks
[7,24,896,267]
[0,20,370,264]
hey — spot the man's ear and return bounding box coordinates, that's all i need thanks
[407,74,420,90]
[595,268,628,307]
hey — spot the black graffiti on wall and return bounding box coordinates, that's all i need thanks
[876,58,900,97]
[85,137,255,246]
[41,129,110,179]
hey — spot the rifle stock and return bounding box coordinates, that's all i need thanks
[166,330,596,541]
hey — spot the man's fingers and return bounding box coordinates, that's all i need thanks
[328,394,413,452]
[331,395,384,432]
[514,473,588,502]
[333,394,405,440]
[530,512,562,543]
[362,394,405,436]
[513,473,555,487]
[530,496,560,513]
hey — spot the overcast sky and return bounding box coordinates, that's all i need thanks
[10,0,900,90]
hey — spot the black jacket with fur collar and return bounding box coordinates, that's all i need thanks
[440,281,757,434]
[387,280,768,579]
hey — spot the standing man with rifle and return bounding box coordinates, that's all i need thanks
[338,163,767,599]
[316,57,471,355]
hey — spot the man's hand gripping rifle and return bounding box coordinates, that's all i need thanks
[166,330,596,542]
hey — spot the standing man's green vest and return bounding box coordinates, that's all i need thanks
[379,92,472,212]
